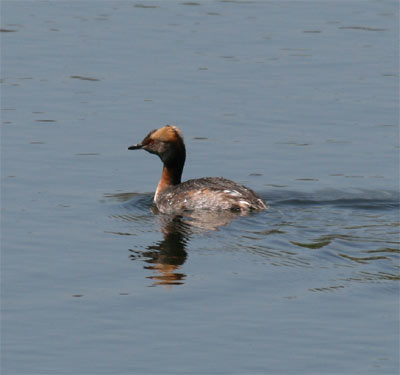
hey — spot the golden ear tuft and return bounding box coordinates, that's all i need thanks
[152,125,183,143]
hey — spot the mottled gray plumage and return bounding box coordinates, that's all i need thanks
[157,177,267,213]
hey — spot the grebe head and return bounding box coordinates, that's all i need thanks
[128,125,186,169]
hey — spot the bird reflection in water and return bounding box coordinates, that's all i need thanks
[129,214,189,287]
[129,208,247,287]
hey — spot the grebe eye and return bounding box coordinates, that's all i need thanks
[149,139,155,145]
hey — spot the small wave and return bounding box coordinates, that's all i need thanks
[265,189,399,210]
[277,198,398,210]
[104,192,154,211]
[123,194,154,212]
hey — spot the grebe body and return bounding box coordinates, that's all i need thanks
[128,125,267,214]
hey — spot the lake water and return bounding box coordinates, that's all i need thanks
[1,1,399,374]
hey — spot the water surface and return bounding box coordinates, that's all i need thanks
[1,1,399,374]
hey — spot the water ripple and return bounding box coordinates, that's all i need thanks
[105,188,399,288]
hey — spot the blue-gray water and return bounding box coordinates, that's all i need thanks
[1,1,399,374]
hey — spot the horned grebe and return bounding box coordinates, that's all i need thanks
[128,125,267,214]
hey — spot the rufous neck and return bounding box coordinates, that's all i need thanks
[154,165,182,202]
